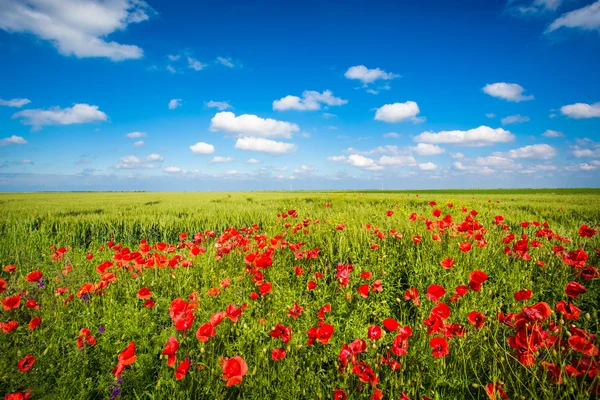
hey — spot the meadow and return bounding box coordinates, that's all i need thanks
[0,190,598,399]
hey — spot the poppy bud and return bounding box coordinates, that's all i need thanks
[585,313,591,320]
[493,343,498,349]
[396,298,401,303]
[200,347,204,353]
[500,357,505,362]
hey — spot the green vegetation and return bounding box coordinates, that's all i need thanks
[0,190,598,399]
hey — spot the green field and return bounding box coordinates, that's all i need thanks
[0,190,598,399]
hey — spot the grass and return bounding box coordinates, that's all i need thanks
[0,190,598,399]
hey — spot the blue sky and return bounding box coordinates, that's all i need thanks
[0,0,599,191]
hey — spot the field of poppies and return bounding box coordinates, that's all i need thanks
[0,190,598,400]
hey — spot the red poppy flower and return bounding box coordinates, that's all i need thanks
[2,294,21,311]
[429,337,449,358]
[367,325,382,340]
[1,321,18,333]
[412,236,421,244]
[431,303,451,319]
[207,287,220,296]
[249,292,259,300]
[4,264,17,273]
[404,287,420,306]
[426,284,446,302]
[222,356,248,386]
[565,281,587,299]
[18,355,35,372]
[25,270,42,283]
[386,210,394,217]
[269,324,292,344]
[382,318,399,331]
[541,362,563,384]
[514,289,532,301]
[317,323,335,344]
[485,382,509,400]
[271,348,286,361]
[175,358,190,380]
[226,303,247,322]
[370,388,383,400]
[161,336,179,366]
[259,282,272,296]
[137,287,152,299]
[579,224,596,238]
[196,323,216,342]
[0,278,6,294]
[28,317,41,330]
[287,302,303,320]
[24,300,38,310]
[112,342,136,377]
[357,284,369,298]
[556,300,581,320]
[469,270,488,291]
[467,311,485,329]
[3,389,32,400]
[458,242,472,252]
[333,388,347,400]
[307,281,317,290]
[440,258,454,269]
[568,334,598,356]
[371,280,383,293]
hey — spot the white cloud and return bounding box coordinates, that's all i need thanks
[482,83,534,102]
[474,156,521,169]
[234,137,296,155]
[322,112,337,119]
[216,56,234,67]
[133,140,144,147]
[168,99,182,110]
[499,144,558,159]
[210,112,299,138]
[542,129,564,137]
[566,163,598,171]
[167,54,180,61]
[0,0,153,61]
[411,143,445,156]
[510,0,563,15]
[166,65,176,74]
[453,161,495,175]
[190,142,215,155]
[346,145,401,156]
[383,132,400,138]
[0,98,31,107]
[210,156,234,163]
[501,114,531,125]
[344,65,399,84]
[374,101,422,123]
[223,170,239,175]
[12,103,107,130]
[18,159,33,165]
[450,152,465,159]
[366,88,379,95]
[116,153,163,169]
[418,162,437,171]
[547,1,600,33]
[125,131,146,138]
[206,101,232,111]
[329,154,383,171]
[413,126,515,147]
[379,155,418,166]
[485,113,496,118]
[0,135,27,146]
[146,153,163,162]
[164,166,186,174]
[294,165,317,173]
[571,140,600,158]
[273,90,347,111]
[560,102,600,119]
[187,56,206,71]
[246,158,260,164]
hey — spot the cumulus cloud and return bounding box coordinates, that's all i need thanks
[450,152,465,159]
[246,158,261,164]
[206,101,232,111]
[497,144,558,159]
[474,156,521,169]
[344,65,399,84]
[273,90,347,111]
[116,153,163,169]
[168,99,182,110]
[167,54,180,61]
[12,103,107,130]
[414,126,515,147]
[501,114,531,125]
[453,161,495,175]
[216,56,234,67]
[374,101,422,123]
[411,143,445,156]
[0,135,27,146]
[0,0,153,61]
[482,83,534,102]
[542,129,564,137]
[235,137,296,155]
[0,98,31,107]
[508,0,562,15]
[125,131,146,138]
[210,156,234,163]
[190,142,215,155]
[560,102,600,119]
[418,162,437,171]
[546,1,600,33]
[294,165,318,174]
[379,155,418,166]
[187,56,206,71]
[211,112,299,138]
[164,166,186,174]
[133,140,144,147]
[328,154,383,171]
[383,132,400,138]
[485,113,496,118]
